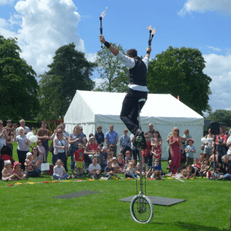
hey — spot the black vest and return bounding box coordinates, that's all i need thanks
[128,57,147,86]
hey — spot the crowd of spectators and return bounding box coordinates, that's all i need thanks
[1,119,231,181]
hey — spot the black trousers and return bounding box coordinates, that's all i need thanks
[17,150,27,171]
[120,89,147,135]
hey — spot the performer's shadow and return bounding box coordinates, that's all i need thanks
[153,221,229,231]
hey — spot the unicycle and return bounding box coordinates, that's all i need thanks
[130,98,154,224]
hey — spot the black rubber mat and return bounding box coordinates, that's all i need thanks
[119,196,186,206]
[53,190,100,199]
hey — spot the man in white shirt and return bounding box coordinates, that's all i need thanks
[99,35,151,149]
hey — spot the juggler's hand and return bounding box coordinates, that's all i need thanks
[99,35,106,43]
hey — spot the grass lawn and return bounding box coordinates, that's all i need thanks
[0,143,231,231]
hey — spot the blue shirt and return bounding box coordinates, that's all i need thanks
[120,135,131,147]
[105,130,118,144]
[185,145,196,158]
[151,164,162,171]
[70,133,85,148]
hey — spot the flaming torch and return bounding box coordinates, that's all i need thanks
[99,6,108,48]
[147,25,156,48]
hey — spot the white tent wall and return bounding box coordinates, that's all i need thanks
[64,90,204,160]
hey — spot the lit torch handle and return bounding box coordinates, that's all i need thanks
[148,30,152,48]
[100,16,103,48]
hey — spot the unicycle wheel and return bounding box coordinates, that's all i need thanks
[130,194,154,224]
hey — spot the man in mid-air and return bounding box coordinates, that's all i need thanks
[99,35,151,149]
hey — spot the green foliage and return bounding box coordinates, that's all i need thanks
[0,36,39,120]
[207,109,231,126]
[95,44,129,92]
[147,46,212,115]
[38,43,95,120]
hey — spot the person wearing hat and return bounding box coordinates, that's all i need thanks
[185,138,196,165]
[0,120,8,150]
[2,160,14,181]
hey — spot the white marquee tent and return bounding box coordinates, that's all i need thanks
[64,90,204,159]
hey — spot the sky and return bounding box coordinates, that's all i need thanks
[0,0,231,112]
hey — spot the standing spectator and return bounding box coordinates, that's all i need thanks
[6,120,15,137]
[204,128,214,159]
[151,131,162,163]
[5,126,13,151]
[144,123,155,140]
[105,125,118,157]
[16,127,30,171]
[130,134,139,162]
[181,129,192,148]
[185,139,196,165]
[37,121,51,163]
[216,127,227,163]
[0,120,8,150]
[53,129,68,166]
[68,125,85,171]
[16,119,30,136]
[166,131,172,169]
[80,126,86,137]
[226,130,231,159]
[61,123,69,139]
[95,125,104,148]
[169,127,182,172]
[120,129,131,158]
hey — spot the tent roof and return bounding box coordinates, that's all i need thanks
[72,90,203,125]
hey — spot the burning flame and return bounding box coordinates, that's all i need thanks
[100,6,108,18]
[147,25,152,31]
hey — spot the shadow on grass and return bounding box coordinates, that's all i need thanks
[154,221,229,231]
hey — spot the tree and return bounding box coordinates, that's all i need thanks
[95,44,129,92]
[0,36,39,121]
[207,110,231,127]
[38,43,95,120]
[147,46,212,115]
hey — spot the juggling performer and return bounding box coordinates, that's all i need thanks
[99,25,155,149]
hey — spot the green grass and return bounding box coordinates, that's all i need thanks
[0,143,231,231]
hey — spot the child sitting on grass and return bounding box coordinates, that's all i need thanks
[136,157,147,176]
[88,156,102,180]
[104,159,116,179]
[124,160,139,179]
[12,161,26,180]
[53,159,69,179]
[112,157,122,173]
[73,143,85,178]
[117,153,124,172]
[199,153,204,165]
[125,150,132,164]
[201,158,210,179]
[2,160,16,181]
[151,170,162,180]
[24,152,34,174]
[146,159,162,177]
[186,165,196,178]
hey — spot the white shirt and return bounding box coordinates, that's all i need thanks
[227,136,231,155]
[16,126,30,136]
[88,163,101,172]
[53,165,65,176]
[117,52,149,92]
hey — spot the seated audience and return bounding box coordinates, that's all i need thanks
[88,156,101,179]
[100,146,108,170]
[125,150,132,164]
[200,158,210,179]
[124,160,139,179]
[117,153,125,172]
[146,159,162,177]
[104,159,116,178]
[136,157,147,176]
[112,157,122,173]
[53,159,68,179]
[28,147,42,177]
[2,160,14,181]
[12,161,26,180]
[24,152,34,174]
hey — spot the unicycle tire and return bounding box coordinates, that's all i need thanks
[130,194,154,224]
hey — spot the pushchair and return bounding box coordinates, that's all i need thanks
[0,146,14,179]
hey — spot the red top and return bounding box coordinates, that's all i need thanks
[74,149,85,162]
[87,143,99,151]
[142,141,151,157]
[215,134,227,143]
[152,144,161,159]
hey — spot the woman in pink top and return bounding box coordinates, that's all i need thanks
[169,127,182,172]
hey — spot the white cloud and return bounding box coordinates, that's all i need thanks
[203,53,231,109]
[207,46,221,52]
[0,0,85,74]
[178,0,231,16]
[0,0,16,5]
[85,53,97,63]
